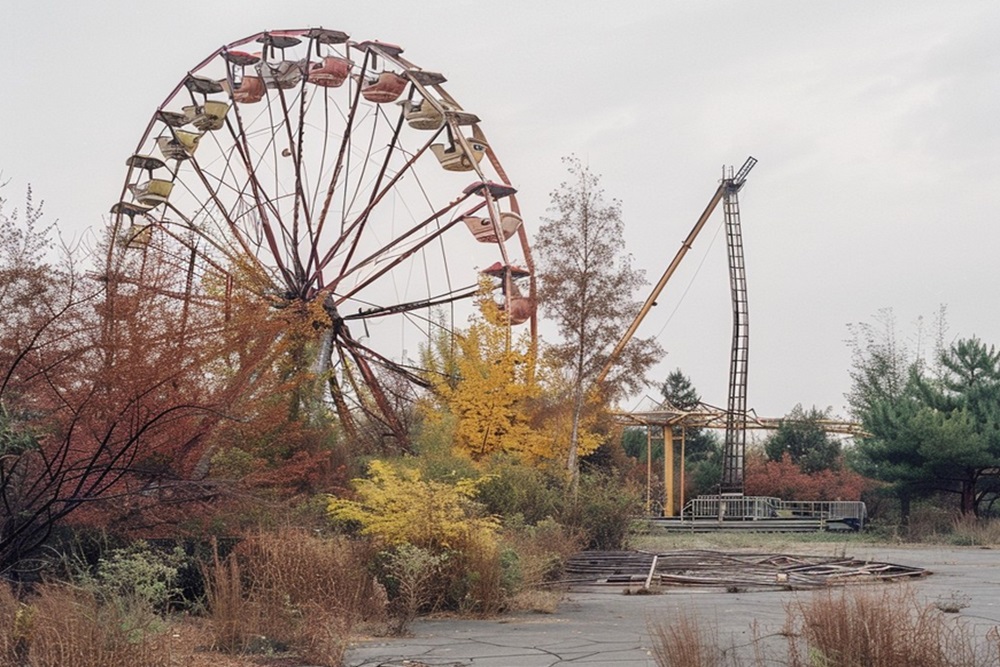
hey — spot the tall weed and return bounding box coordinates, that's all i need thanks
[203,529,385,665]
[649,586,999,667]
[382,544,448,633]
[791,586,993,667]
[501,517,584,588]
[0,581,27,664]
[649,615,727,667]
[25,584,171,667]
[947,515,1000,546]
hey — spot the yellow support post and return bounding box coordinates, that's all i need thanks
[680,426,686,518]
[664,426,674,516]
[645,425,652,514]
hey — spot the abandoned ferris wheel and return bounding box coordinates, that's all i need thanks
[105,28,536,445]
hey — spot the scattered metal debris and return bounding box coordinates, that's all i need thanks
[562,550,929,592]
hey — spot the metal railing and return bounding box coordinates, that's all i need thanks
[679,495,867,528]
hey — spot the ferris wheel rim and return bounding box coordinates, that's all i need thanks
[106,26,538,445]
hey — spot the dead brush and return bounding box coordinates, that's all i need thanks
[788,585,995,667]
[649,614,729,667]
[204,528,386,665]
[949,515,1000,546]
[24,584,170,667]
[508,588,560,614]
[202,542,259,654]
[502,518,584,588]
[0,580,26,664]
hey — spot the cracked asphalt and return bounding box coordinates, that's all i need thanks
[345,546,1000,666]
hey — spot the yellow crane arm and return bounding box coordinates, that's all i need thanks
[596,182,727,386]
[596,157,756,387]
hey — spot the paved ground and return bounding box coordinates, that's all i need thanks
[344,545,1000,666]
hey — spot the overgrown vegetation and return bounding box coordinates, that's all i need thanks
[848,309,1000,518]
[201,529,384,663]
[649,585,1000,667]
[0,163,656,664]
[4,155,999,667]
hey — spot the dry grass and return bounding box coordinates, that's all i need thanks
[508,589,561,614]
[19,584,171,667]
[790,586,993,667]
[502,518,584,588]
[649,615,732,667]
[202,542,257,654]
[0,581,24,664]
[202,529,387,665]
[649,585,999,667]
[947,515,1000,546]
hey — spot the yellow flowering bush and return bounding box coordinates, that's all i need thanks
[327,460,498,552]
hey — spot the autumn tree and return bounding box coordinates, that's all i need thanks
[0,187,215,569]
[744,451,871,501]
[535,157,662,484]
[422,304,545,463]
[0,184,306,568]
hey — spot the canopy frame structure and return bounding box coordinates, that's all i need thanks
[615,401,865,517]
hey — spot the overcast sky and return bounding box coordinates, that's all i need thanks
[2,0,998,420]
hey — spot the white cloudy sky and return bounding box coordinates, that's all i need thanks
[2,0,998,419]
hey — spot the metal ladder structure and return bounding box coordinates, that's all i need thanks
[594,155,756,502]
[720,157,756,494]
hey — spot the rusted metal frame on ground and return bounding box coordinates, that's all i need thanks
[563,550,929,590]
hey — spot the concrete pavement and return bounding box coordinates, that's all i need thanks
[345,546,1000,666]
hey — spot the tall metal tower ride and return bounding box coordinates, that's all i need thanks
[596,156,756,499]
[720,157,756,494]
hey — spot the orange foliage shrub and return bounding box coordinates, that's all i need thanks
[744,451,873,501]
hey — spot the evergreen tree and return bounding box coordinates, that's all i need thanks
[660,369,700,410]
[848,310,1000,516]
[659,368,718,462]
[764,405,842,473]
